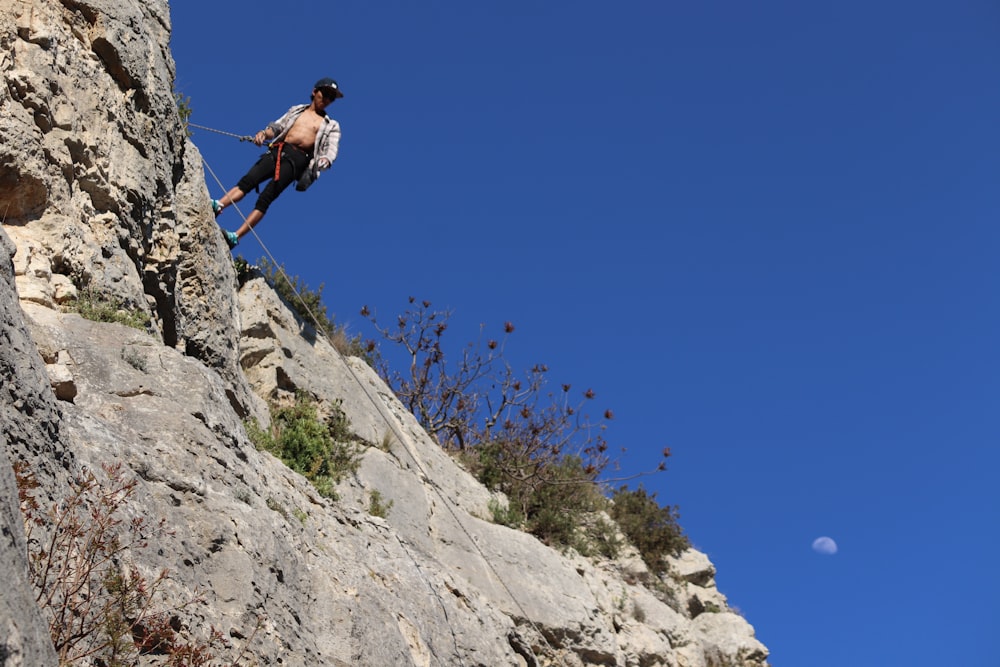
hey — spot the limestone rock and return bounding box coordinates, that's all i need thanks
[44,358,76,402]
[0,0,262,423]
[0,227,61,667]
[693,613,769,667]
[0,1,769,666]
[670,549,717,587]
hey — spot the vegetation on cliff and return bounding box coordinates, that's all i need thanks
[362,296,688,563]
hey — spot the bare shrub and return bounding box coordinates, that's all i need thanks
[363,297,672,549]
[14,460,229,665]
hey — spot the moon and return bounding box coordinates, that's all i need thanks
[812,536,838,555]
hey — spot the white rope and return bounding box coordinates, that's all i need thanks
[199,151,558,663]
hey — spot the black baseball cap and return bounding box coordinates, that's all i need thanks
[314,77,344,99]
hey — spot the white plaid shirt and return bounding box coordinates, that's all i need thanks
[265,104,341,190]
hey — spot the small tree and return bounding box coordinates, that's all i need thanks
[362,298,630,469]
[363,297,671,549]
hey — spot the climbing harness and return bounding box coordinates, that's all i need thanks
[270,142,309,182]
[197,128,560,664]
[273,143,284,182]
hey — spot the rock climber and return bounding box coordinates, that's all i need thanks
[212,77,343,248]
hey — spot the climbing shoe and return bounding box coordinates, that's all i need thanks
[223,229,239,249]
[211,199,224,217]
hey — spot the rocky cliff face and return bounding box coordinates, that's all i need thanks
[0,2,769,666]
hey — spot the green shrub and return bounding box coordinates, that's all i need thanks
[610,485,689,574]
[523,456,607,549]
[487,497,523,528]
[367,490,394,519]
[174,91,192,137]
[265,496,288,519]
[582,515,623,560]
[464,446,607,550]
[65,286,150,330]
[120,346,147,372]
[247,393,363,499]
[233,256,252,283]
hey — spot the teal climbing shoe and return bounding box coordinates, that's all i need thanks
[223,230,239,249]
[211,199,223,216]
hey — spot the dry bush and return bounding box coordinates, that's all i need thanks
[14,460,231,666]
[363,297,673,550]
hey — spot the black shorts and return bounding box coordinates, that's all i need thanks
[236,143,312,214]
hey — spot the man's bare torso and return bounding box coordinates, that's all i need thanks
[284,108,324,152]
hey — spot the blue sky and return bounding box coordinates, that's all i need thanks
[170,2,999,665]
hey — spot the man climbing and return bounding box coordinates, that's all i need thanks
[212,77,343,248]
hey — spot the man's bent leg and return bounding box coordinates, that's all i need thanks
[226,149,305,240]
[235,156,300,239]
[234,209,265,240]
[216,186,246,212]
[216,150,277,215]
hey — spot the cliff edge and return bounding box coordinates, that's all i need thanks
[0,2,768,665]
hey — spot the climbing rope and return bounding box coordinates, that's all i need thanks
[197,136,558,663]
[331,341,560,662]
[319,308,561,664]
[188,122,254,142]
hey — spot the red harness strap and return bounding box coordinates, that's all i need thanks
[273,142,284,182]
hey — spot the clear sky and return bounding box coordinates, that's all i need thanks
[170,2,999,665]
